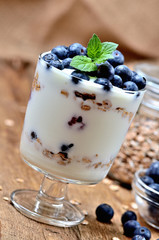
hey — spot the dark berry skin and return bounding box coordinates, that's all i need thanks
[49,60,64,70]
[96,61,114,81]
[95,203,114,223]
[133,226,151,240]
[111,74,123,88]
[61,144,74,151]
[146,161,159,183]
[51,45,68,60]
[94,78,113,91]
[107,50,124,67]
[123,220,140,237]
[71,70,90,84]
[62,58,74,69]
[131,74,146,90]
[115,65,132,82]
[68,43,87,58]
[121,210,137,225]
[43,53,58,62]
[148,183,159,200]
[132,235,146,240]
[123,81,138,91]
[140,176,154,186]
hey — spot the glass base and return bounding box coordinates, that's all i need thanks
[10,189,84,227]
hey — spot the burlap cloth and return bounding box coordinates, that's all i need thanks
[1,0,159,63]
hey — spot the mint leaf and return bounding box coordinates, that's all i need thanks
[87,34,102,60]
[70,55,97,72]
[94,54,114,64]
[101,42,118,54]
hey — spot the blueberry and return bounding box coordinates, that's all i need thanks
[42,53,58,62]
[71,70,90,84]
[51,45,68,60]
[115,65,132,82]
[149,183,159,193]
[95,203,114,223]
[62,58,74,69]
[111,75,123,88]
[49,60,64,70]
[123,220,140,237]
[146,161,159,183]
[133,226,151,240]
[68,43,87,58]
[121,210,137,225]
[140,176,154,186]
[107,50,124,67]
[123,81,138,91]
[96,61,114,81]
[31,131,37,140]
[94,78,113,91]
[131,74,146,90]
[132,235,146,240]
[132,71,138,77]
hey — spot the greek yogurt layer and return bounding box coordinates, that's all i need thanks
[20,54,145,184]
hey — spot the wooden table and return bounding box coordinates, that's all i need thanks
[0,60,158,240]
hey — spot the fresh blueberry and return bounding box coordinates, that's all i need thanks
[68,43,87,58]
[96,61,114,81]
[62,57,74,69]
[71,70,90,84]
[107,50,124,67]
[42,53,58,63]
[140,175,154,186]
[123,220,140,237]
[51,45,68,60]
[132,71,138,77]
[146,161,159,183]
[123,81,138,91]
[131,74,146,90]
[149,183,159,193]
[132,235,146,240]
[121,210,137,225]
[94,78,113,91]
[95,203,114,223]
[147,183,159,202]
[111,74,123,88]
[49,60,64,70]
[31,131,37,140]
[115,65,132,82]
[133,226,151,240]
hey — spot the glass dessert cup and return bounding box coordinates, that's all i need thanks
[11,53,145,227]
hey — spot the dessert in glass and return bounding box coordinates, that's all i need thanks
[11,34,146,227]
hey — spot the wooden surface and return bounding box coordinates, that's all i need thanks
[0,60,158,240]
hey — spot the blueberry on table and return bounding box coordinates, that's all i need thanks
[71,70,90,84]
[146,161,159,183]
[62,58,74,69]
[111,74,123,88]
[123,220,140,237]
[107,50,124,67]
[121,210,137,225]
[51,45,68,60]
[132,235,146,240]
[131,74,146,90]
[94,78,113,91]
[115,65,132,82]
[133,226,151,240]
[96,61,115,81]
[49,60,64,70]
[140,176,154,186]
[123,81,138,91]
[42,53,58,62]
[68,43,87,58]
[95,203,114,222]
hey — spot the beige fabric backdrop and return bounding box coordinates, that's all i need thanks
[0,0,159,62]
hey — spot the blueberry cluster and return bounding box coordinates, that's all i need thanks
[42,43,146,92]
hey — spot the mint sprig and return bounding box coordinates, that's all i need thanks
[70,34,118,72]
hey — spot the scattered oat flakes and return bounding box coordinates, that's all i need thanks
[109,185,119,191]
[4,119,15,127]
[19,106,26,113]
[122,205,129,210]
[102,178,112,185]
[3,197,10,201]
[131,202,138,209]
[70,199,81,205]
[16,178,24,183]
[82,210,88,216]
[81,220,89,225]
[112,237,121,240]
[0,186,2,191]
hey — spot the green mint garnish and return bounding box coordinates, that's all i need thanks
[70,34,118,72]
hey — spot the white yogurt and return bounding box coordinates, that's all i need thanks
[20,53,145,184]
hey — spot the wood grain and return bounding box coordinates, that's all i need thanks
[0,60,158,240]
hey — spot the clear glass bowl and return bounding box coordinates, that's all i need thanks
[132,169,159,229]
